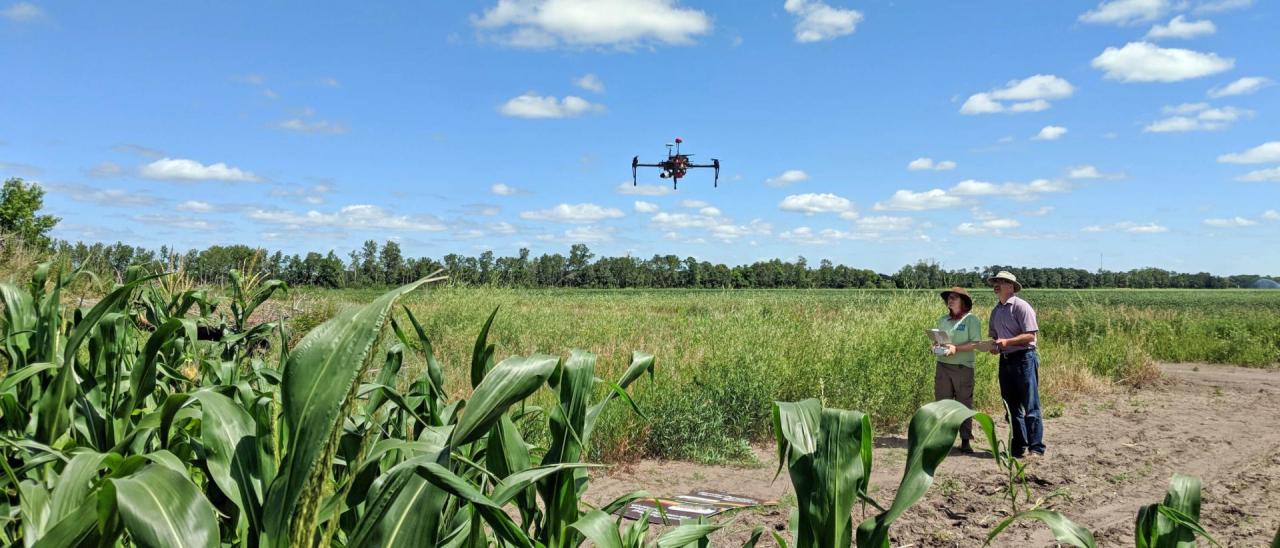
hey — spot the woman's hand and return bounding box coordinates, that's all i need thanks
[943,344,956,357]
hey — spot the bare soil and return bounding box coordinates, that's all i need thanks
[586,363,1280,546]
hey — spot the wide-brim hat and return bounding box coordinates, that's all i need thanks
[986,270,1022,292]
[940,286,973,309]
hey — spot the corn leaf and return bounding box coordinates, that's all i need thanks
[985,509,1096,548]
[111,465,220,548]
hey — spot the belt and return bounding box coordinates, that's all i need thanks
[999,348,1035,358]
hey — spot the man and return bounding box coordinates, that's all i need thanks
[987,270,1045,459]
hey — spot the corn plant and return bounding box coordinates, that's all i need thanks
[771,398,997,547]
[2,263,678,547]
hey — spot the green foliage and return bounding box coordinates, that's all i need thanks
[1,263,667,547]
[1,178,59,250]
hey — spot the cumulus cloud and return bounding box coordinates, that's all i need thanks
[1194,0,1253,13]
[276,119,350,134]
[520,203,625,223]
[960,74,1075,115]
[43,183,158,208]
[491,183,521,195]
[1082,221,1169,233]
[783,0,864,43]
[1235,167,1280,182]
[538,225,617,243]
[1034,126,1068,140]
[472,0,711,49]
[1,2,43,22]
[956,218,1022,235]
[680,199,709,209]
[500,93,604,118]
[1217,141,1280,164]
[765,169,810,187]
[1264,209,1279,220]
[1145,15,1216,39]
[1203,216,1257,227]
[650,209,770,242]
[615,182,673,196]
[907,158,957,171]
[1079,0,1169,25]
[1144,104,1251,132]
[1068,165,1124,179]
[778,192,855,215]
[249,205,448,232]
[1091,42,1233,82]
[874,189,966,211]
[634,200,660,213]
[140,158,263,183]
[1208,76,1272,98]
[574,73,605,93]
[177,200,215,212]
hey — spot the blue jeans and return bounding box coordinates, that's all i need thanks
[998,350,1045,456]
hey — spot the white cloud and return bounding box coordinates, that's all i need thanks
[89,162,124,177]
[680,199,709,208]
[941,178,1070,202]
[1203,216,1257,227]
[874,188,966,210]
[1070,166,1103,179]
[907,158,956,171]
[499,93,604,118]
[270,182,335,205]
[490,221,518,234]
[955,218,1022,235]
[1,2,42,22]
[1091,42,1234,82]
[1034,126,1068,140]
[249,205,448,232]
[856,215,915,232]
[1235,167,1280,182]
[520,203,625,223]
[1083,221,1169,233]
[1263,209,1279,220]
[1145,15,1216,39]
[133,214,222,231]
[491,183,521,195]
[778,192,855,215]
[1217,141,1280,164]
[765,169,810,187]
[1028,206,1055,216]
[698,206,721,216]
[473,0,711,49]
[616,182,673,196]
[276,119,349,134]
[1144,105,1251,132]
[574,74,604,93]
[1194,0,1253,13]
[784,0,864,43]
[44,183,158,208]
[1080,0,1169,25]
[779,226,827,244]
[140,158,263,183]
[538,225,617,243]
[960,74,1075,115]
[650,210,770,242]
[1208,76,1273,98]
[634,200,660,213]
[177,200,214,212]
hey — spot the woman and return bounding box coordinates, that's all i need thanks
[933,286,982,453]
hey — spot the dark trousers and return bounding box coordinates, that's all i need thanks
[998,350,1046,456]
[934,362,974,442]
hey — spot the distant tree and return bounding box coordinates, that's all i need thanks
[0,177,60,250]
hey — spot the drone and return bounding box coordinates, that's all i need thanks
[632,138,720,189]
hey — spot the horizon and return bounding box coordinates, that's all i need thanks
[2,1,1278,274]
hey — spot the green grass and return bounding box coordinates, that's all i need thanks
[293,287,1280,463]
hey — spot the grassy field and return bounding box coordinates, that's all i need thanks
[288,287,1280,463]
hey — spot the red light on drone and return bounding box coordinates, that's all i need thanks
[674,137,683,143]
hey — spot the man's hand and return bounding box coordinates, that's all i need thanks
[995,338,1008,349]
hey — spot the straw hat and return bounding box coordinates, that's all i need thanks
[939,286,973,309]
[986,271,1022,292]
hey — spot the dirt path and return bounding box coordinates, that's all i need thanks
[586,363,1280,546]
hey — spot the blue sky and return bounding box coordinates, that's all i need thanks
[2,0,1277,274]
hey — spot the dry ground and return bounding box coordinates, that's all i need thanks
[586,363,1280,546]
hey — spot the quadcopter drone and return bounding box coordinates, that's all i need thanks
[631,138,720,189]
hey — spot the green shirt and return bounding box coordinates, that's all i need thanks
[936,312,981,367]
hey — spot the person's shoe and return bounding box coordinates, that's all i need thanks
[1023,451,1046,462]
[958,440,973,454]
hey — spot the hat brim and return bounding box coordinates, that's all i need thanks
[940,291,973,307]
[986,277,1022,292]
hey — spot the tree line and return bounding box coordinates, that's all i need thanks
[3,178,1275,290]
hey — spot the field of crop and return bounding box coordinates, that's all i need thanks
[291,286,1280,463]
[4,265,1280,546]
